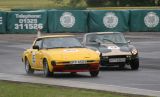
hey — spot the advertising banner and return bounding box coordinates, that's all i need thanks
[7,10,47,33]
[48,10,88,33]
[88,10,129,32]
[130,10,160,32]
[0,11,7,33]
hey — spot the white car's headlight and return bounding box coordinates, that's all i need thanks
[131,49,138,55]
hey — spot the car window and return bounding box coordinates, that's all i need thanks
[34,39,42,49]
[42,37,82,49]
[86,33,127,44]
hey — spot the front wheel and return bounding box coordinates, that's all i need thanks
[70,72,77,75]
[43,59,53,77]
[25,59,34,74]
[90,70,99,77]
[130,59,139,70]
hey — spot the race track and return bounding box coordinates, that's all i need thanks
[0,33,160,92]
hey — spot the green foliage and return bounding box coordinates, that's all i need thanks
[0,0,159,10]
[118,0,155,6]
[86,0,159,7]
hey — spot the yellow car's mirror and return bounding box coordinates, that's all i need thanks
[33,45,39,50]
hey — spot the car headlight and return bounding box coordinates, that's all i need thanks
[131,49,138,55]
[96,50,100,54]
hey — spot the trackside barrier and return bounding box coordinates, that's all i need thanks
[88,10,130,32]
[48,10,88,33]
[0,9,160,34]
[130,10,160,32]
[0,11,7,33]
[7,10,48,33]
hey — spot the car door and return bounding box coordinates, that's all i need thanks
[31,39,43,69]
[35,47,43,70]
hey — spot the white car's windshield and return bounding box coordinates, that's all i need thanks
[86,33,127,44]
[43,37,83,49]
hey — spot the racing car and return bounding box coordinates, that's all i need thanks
[22,35,100,77]
[82,32,139,70]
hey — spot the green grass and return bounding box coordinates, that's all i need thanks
[0,80,150,97]
[0,0,61,10]
[0,0,86,11]
[0,0,159,11]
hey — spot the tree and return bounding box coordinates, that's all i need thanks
[69,0,87,8]
[86,0,157,7]
[119,0,155,6]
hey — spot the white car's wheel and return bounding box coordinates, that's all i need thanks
[25,59,34,74]
[43,59,53,77]
[70,72,77,75]
[130,59,139,70]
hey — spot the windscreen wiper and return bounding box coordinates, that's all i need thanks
[68,46,84,48]
[103,39,116,44]
[46,47,67,49]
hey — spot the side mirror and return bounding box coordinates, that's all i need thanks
[33,45,39,50]
[128,40,131,44]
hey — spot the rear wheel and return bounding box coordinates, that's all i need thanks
[25,59,34,74]
[90,70,99,77]
[70,72,77,75]
[43,59,53,77]
[130,59,139,70]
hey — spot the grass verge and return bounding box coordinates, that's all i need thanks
[0,80,151,97]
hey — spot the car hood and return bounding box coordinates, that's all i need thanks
[42,48,99,61]
[90,43,133,56]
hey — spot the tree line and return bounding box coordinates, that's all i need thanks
[50,0,160,8]
[86,0,160,7]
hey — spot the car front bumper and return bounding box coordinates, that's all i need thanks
[100,55,139,66]
[52,63,99,72]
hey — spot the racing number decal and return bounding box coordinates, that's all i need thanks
[32,52,36,65]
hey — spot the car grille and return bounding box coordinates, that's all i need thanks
[64,64,89,70]
[109,55,126,58]
[101,55,126,59]
[101,55,127,64]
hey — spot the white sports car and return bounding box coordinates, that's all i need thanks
[82,32,139,70]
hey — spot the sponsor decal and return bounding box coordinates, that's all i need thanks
[60,12,75,28]
[103,12,118,28]
[32,52,36,64]
[144,12,159,28]
[0,17,2,25]
[64,49,78,52]
[108,46,120,49]
[14,14,43,30]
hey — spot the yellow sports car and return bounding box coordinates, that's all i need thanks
[22,35,100,77]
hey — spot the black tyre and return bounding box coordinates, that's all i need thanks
[130,59,139,70]
[25,59,34,74]
[70,72,77,75]
[90,70,99,77]
[43,59,53,77]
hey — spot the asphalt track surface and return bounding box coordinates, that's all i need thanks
[0,33,160,92]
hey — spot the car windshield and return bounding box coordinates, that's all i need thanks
[43,37,83,49]
[86,33,127,44]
